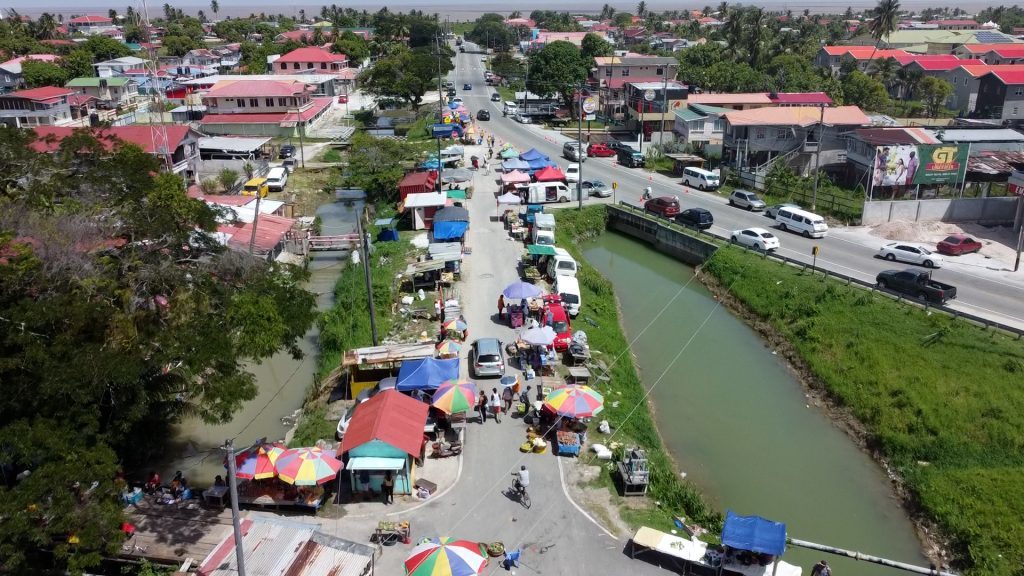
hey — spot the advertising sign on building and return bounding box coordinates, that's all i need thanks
[872,144,969,188]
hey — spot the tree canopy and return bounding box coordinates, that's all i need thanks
[841,70,890,112]
[0,127,316,573]
[21,60,68,88]
[358,45,453,109]
[580,32,614,62]
[918,76,953,118]
[527,40,589,104]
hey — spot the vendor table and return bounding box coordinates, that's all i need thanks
[567,366,591,385]
[202,485,229,507]
[375,520,411,545]
[566,345,591,366]
[556,431,581,457]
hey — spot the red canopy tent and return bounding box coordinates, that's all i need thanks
[533,166,565,182]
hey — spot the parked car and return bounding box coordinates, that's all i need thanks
[477,109,490,120]
[565,163,581,183]
[335,404,358,439]
[731,227,780,251]
[451,97,464,105]
[876,269,957,304]
[645,196,681,217]
[616,147,645,168]
[490,92,502,101]
[562,141,586,162]
[586,143,616,157]
[471,338,505,378]
[728,189,766,211]
[279,144,295,159]
[765,202,800,218]
[936,234,983,256]
[544,302,572,351]
[676,207,714,230]
[605,139,632,153]
[463,83,472,90]
[337,94,348,104]
[580,179,612,198]
[265,167,289,192]
[513,113,531,124]
[877,243,943,268]
[681,167,719,191]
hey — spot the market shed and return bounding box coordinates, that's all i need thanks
[403,191,447,230]
[339,390,429,494]
[399,170,438,200]
[396,357,460,391]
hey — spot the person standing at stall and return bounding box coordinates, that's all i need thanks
[381,471,394,505]
[498,294,505,320]
[478,391,488,424]
[489,387,502,423]
[502,386,514,413]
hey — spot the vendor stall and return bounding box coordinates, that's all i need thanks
[342,344,435,400]
[340,390,430,495]
[717,511,801,576]
[402,192,447,230]
[399,171,439,201]
[432,206,470,242]
[396,357,460,392]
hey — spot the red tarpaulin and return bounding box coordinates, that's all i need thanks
[533,165,565,182]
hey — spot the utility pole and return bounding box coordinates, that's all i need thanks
[224,439,248,576]
[247,189,262,256]
[658,73,669,150]
[435,34,445,193]
[356,209,378,345]
[811,103,825,211]
[577,86,585,210]
[297,110,306,169]
[1015,195,1024,272]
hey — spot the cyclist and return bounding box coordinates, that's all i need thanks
[512,465,530,496]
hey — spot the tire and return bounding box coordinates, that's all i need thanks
[802,230,811,238]
[729,200,735,206]
[924,260,934,268]
[756,243,765,251]
[885,253,896,261]
[731,235,738,243]
[521,489,531,509]
[699,184,706,191]
[746,205,753,211]
[559,196,568,203]
[779,223,787,232]
[918,291,929,301]
[877,279,888,289]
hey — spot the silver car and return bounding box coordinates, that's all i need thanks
[581,179,612,198]
[471,338,505,378]
[765,202,800,218]
[729,189,766,211]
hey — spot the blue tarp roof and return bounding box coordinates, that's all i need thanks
[431,124,462,138]
[433,220,469,241]
[520,148,549,161]
[525,157,553,170]
[396,358,459,391]
[721,511,787,556]
[502,158,530,171]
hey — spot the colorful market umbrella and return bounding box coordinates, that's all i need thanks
[442,318,468,332]
[404,538,488,576]
[232,441,286,480]
[436,339,462,355]
[431,380,477,414]
[543,385,605,418]
[274,447,342,486]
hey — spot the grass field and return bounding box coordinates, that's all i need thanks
[701,246,1024,575]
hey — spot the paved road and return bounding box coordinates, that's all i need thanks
[458,43,1024,331]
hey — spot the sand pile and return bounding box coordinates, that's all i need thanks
[869,220,1020,263]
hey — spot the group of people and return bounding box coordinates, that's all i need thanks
[143,471,192,505]
[477,385,545,424]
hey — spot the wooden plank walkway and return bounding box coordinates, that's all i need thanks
[121,498,237,566]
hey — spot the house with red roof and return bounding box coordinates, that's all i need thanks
[67,15,116,35]
[0,54,60,92]
[814,46,912,75]
[927,19,979,30]
[591,54,679,119]
[273,29,334,44]
[0,86,78,127]
[273,46,348,75]
[975,69,1024,120]
[199,78,333,137]
[31,125,202,182]
[216,213,297,261]
[505,17,535,28]
[954,43,1024,64]
[339,390,429,495]
[947,64,1024,113]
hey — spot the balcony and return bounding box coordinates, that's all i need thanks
[803,141,820,153]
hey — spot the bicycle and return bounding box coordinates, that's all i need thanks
[510,479,531,509]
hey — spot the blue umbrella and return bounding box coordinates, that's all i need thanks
[420,159,441,169]
[449,102,459,109]
[503,281,544,300]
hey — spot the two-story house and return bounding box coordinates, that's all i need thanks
[623,80,690,138]
[0,55,60,93]
[94,56,150,78]
[32,125,202,183]
[974,69,1024,120]
[814,46,911,76]
[898,57,985,100]
[199,79,333,137]
[183,49,221,68]
[274,47,348,75]
[0,86,77,127]
[686,92,774,110]
[67,15,116,35]
[66,77,139,109]
[723,105,870,183]
[592,54,678,120]
[953,43,1024,64]
[673,103,729,154]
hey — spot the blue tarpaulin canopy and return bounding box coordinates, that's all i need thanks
[525,157,554,171]
[431,124,463,138]
[396,358,460,391]
[502,158,530,171]
[433,220,469,241]
[520,148,549,162]
[721,511,787,556]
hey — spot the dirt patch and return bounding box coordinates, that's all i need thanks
[563,460,633,538]
[695,265,954,568]
[869,220,1019,263]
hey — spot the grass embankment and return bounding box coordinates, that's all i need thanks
[701,247,1024,575]
[554,206,723,534]
[288,224,419,447]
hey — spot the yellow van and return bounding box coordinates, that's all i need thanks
[241,177,269,197]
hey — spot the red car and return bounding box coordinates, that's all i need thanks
[587,143,615,157]
[337,94,349,104]
[645,196,681,218]
[542,297,573,351]
[936,234,982,256]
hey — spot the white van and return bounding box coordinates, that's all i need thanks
[562,142,585,162]
[503,101,518,115]
[775,207,828,238]
[565,163,581,183]
[524,182,586,204]
[532,213,555,245]
[555,275,581,317]
[547,247,578,279]
[266,167,289,191]
[681,167,719,191]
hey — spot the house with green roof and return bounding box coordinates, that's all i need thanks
[673,103,731,154]
[65,77,139,109]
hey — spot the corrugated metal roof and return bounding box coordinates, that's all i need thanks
[938,128,1024,142]
[198,136,271,152]
[342,343,435,366]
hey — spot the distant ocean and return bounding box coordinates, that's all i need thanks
[7,0,996,20]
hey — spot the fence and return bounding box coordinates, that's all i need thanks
[610,203,1024,339]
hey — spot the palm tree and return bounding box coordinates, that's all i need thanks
[869,56,899,95]
[210,0,219,17]
[896,66,922,100]
[299,9,306,22]
[867,0,900,62]
[33,13,58,40]
[637,1,647,18]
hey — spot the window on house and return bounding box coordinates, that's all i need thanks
[777,128,788,139]
[755,128,765,139]
[278,98,287,106]
[604,67,612,77]
[713,118,724,132]
[1017,87,1024,96]
[265,98,274,107]
[656,67,664,76]
[622,68,630,77]
[307,63,313,68]
[292,63,300,70]
[237,99,245,108]
[280,63,287,70]
[249,98,258,107]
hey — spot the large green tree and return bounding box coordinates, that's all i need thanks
[466,17,514,52]
[527,40,589,105]
[332,30,370,64]
[704,61,771,92]
[580,32,614,62]
[80,36,133,61]
[0,127,317,574]
[60,50,96,79]
[918,76,953,118]
[343,132,425,203]
[21,59,68,88]
[841,70,890,112]
[357,45,453,109]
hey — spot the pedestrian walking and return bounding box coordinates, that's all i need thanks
[478,391,488,424]
[489,387,502,423]
[498,294,505,320]
[381,471,394,505]
[520,386,531,406]
[502,386,514,413]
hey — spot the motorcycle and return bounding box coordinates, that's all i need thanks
[431,440,463,458]
[641,188,653,202]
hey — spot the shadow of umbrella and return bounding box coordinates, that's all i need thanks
[441,168,473,184]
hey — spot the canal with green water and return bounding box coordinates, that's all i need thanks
[584,232,926,576]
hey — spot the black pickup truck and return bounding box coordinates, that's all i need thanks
[875,269,957,304]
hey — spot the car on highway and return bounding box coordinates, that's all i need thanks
[477,109,490,121]
[876,243,943,268]
[876,269,957,304]
[765,202,800,218]
[676,207,714,230]
[470,337,505,378]
[451,97,464,105]
[463,83,472,90]
[731,227,780,251]
[936,234,983,256]
[491,93,502,101]
[337,94,348,104]
[279,144,295,159]
[580,179,612,198]
[586,143,616,157]
[728,189,766,211]
[513,113,531,124]
[645,196,681,217]
[681,167,719,191]
[566,163,581,183]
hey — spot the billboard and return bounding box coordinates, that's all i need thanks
[871,144,969,188]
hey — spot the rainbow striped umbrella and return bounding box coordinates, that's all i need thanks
[442,318,468,332]
[274,447,342,486]
[404,538,488,576]
[232,441,286,480]
[436,339,462,356]
[543,385,605,418]
[431,380,477,414]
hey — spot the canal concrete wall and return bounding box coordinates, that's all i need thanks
[606,204,718,265]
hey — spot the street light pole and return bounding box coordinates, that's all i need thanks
[811,103,825,211]
[356,209,378,345]
[577,87,584,210]
[436,34,445,193]
[224,439,248,576]
[658,72,669,150]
